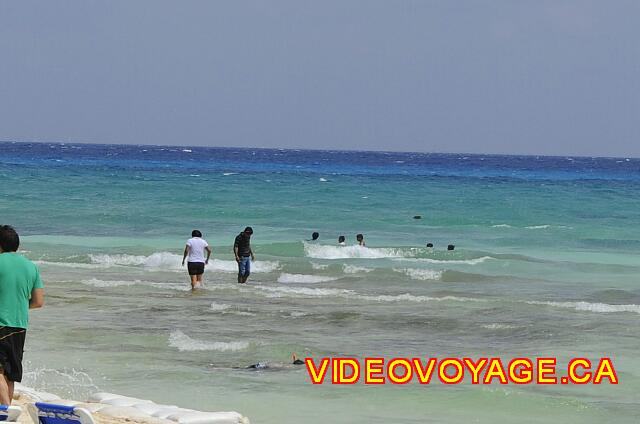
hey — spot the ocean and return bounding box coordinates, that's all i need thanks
[1,141,639,423]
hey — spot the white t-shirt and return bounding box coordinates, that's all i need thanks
[186,237,209,263]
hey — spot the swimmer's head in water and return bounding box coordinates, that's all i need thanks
[311,232,319,240]
[338,235,345,243]
[447,244,455,251]
[426,243,433,248]
[356,234,364,242]
[192,230,202,238]
[247,362,268,369]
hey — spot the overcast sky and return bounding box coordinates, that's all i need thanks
[1,1,638,156]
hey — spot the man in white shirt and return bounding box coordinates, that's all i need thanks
[181,230,212,290]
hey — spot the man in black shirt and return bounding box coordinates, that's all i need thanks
[234,227,255,284]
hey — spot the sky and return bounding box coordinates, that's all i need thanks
[0,1,638,156]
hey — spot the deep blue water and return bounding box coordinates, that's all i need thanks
[2,141,639,180]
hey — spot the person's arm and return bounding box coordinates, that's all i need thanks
[182,245,189,266]
[250,245,255,261]
[205,246,212,264]
[233,244,240,262]
[30,288,44,309]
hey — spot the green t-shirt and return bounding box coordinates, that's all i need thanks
[0,252,44,329]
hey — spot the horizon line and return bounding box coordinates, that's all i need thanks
[1,139,638,161]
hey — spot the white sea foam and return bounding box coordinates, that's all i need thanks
[81,278,137,288]
[360,293,437,302]
[360,293,485,303]
[87,253,279,273]
[230,311,257,317]
[395,256,493,265]
[168,330,249,352]
[252,285,483,305]
[393,268,443,281]
[255,286,355,299]
[82,278,191,291]
[304,243,404,259]
[491,224,512,228]
[21,366,99,401]
[148,282,192,292]
[310,262,329,270]
[89,253,176,268]
[208,259,280,273]
[482,323,517,330]
[210,302,231,312]
[182,149,192,153]
[36,261,108,269]
[284,311,308,318]
[527,301,640,314]
[319,178,328,182]
[223,172,237,176]
[277,273,338,284]
[343,265,373,274]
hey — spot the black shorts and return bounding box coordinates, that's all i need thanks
[187,262,205,275]
[0,326,27,382]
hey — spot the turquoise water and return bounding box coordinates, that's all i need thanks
[2,142,639,423]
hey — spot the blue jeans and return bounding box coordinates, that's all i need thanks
[238,256,251,277]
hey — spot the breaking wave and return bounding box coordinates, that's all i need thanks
[277,273,338,284]
[80,278,190,291]
[255,286,355,298]
[250,285,484,304]
[81,278,137,287]
[395,256,493,265]
[208,259,280,273]
[527,300,640,314]
[360,293,486,303]
[86,253,279,273]
[210,302,231,312]
[393,268,443,281]
[342,265,373,274]
[304,243,405,259]
[168,330,249,352]
[481,323,518,330]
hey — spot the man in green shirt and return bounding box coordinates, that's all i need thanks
[0,225,44,405]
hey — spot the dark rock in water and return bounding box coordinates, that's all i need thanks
[413,215,422,219]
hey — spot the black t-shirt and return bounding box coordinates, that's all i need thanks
[234,233,252,257]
